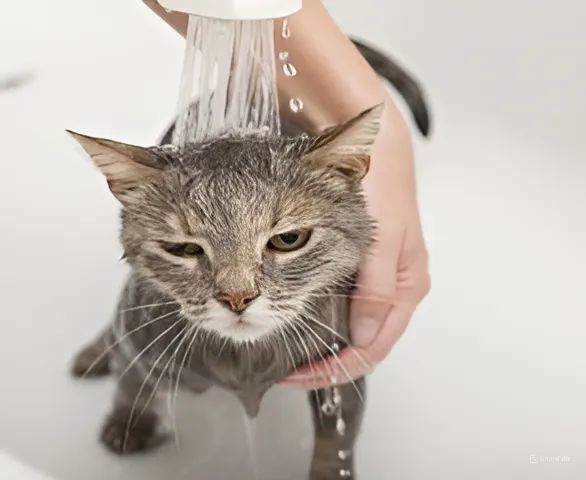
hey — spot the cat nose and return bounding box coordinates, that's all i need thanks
[216,291,259,313]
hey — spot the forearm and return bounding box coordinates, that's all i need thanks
[143,0,188,34]
[278,1,418,243]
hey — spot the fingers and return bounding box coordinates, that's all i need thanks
[281,301,414,389]
[349,229,401,347]
[280,345,373,389]
[281,231,430,390]
[348,208,428,348]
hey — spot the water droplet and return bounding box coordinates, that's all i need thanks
[281,19,291,39]
[282,63,297,77]
[339,469,352,477]
[278,51,289,61]
[289,97,304,113]
[321,399,337,416]
[336,417,346,435]
[332,342,341,352]
[338,449,351,461]
[333,389,342,406]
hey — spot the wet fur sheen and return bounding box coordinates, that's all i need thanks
[71,107,382,479]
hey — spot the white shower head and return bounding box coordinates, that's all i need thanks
[157,0,301,20]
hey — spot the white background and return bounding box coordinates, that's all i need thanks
[0,0,584,479]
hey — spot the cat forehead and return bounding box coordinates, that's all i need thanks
[137,165,335,238]
[156,137,311,198]
[177,135,302,172]
[162,168,326,228]
[131,135,347,232]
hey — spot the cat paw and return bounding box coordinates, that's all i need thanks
[71,343,110,378]
[100,412,161,455]
[310,460,355,480]
[310,469,354,480]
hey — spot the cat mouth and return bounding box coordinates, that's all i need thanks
[198,297,277,343]
[210,317,273,343]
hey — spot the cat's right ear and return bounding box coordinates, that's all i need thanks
[67,131,163,203]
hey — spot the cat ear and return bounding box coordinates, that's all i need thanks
[67,130,163,203]
[303,104,384,182]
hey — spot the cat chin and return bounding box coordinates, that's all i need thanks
[198,296,279,344]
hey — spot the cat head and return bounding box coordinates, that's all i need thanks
[69,105,382,344]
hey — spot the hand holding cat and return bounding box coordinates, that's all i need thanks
[282,99,431,389]
[270,0,431,388]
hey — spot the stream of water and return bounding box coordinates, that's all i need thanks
[173,15,281,147]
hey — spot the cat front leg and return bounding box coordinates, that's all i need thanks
[101,372,168,454]
[71,327,112,378]
[307,377,366,480]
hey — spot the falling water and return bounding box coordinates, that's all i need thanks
[243,414,261,480]
[173,15,281,147]
[171,14,314,480]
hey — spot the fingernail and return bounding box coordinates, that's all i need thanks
[352,317,381,347]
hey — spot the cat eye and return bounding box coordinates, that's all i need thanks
[268,229,311,252]
[161,242,203,257]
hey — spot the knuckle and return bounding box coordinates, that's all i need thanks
[419,272,431,297]
[409,271,431,302]
[411,250,431,299]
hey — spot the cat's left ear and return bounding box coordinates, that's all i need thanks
[303,103,384,182]
[67,130,163,203]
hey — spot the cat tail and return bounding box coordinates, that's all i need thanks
[351,38,431,137]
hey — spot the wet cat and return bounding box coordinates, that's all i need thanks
[70,105,382,479]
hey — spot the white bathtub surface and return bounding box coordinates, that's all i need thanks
[0,0,585,479]
[0,452,56,480]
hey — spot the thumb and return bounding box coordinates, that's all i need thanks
[348,215,407,347]
[350,293,392,347]
[349,247,399,347]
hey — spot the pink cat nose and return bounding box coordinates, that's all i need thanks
[216,291,259,313]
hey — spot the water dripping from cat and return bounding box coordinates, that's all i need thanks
[243,413,261,480]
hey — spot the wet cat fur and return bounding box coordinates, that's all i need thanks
[70,105,382,478]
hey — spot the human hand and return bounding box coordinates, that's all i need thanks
[281,102,431,389]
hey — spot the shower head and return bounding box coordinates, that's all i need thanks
[157,0,301,20]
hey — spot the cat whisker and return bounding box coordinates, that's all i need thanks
[276,322,297,372]
[123,323,187,452]
[275,305,320,374]
[274,305,313,373]
[326,276,391,291]
[171,322,203,447]
[287,319,317,379]
[306,292,392,304]
[271,301,344,381]
[303,314,374,371]
[137,329,187,425]
[279,320,328,426]
[295,319,364,403]
[303,292,377,371]
[217,333,231,358]
[81,308,182,378]
[296,318,337,383]
[120,300,178,313]
[116,316,184,383]
[165,322,196,434]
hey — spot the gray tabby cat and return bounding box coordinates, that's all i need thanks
[70,105,382,479]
